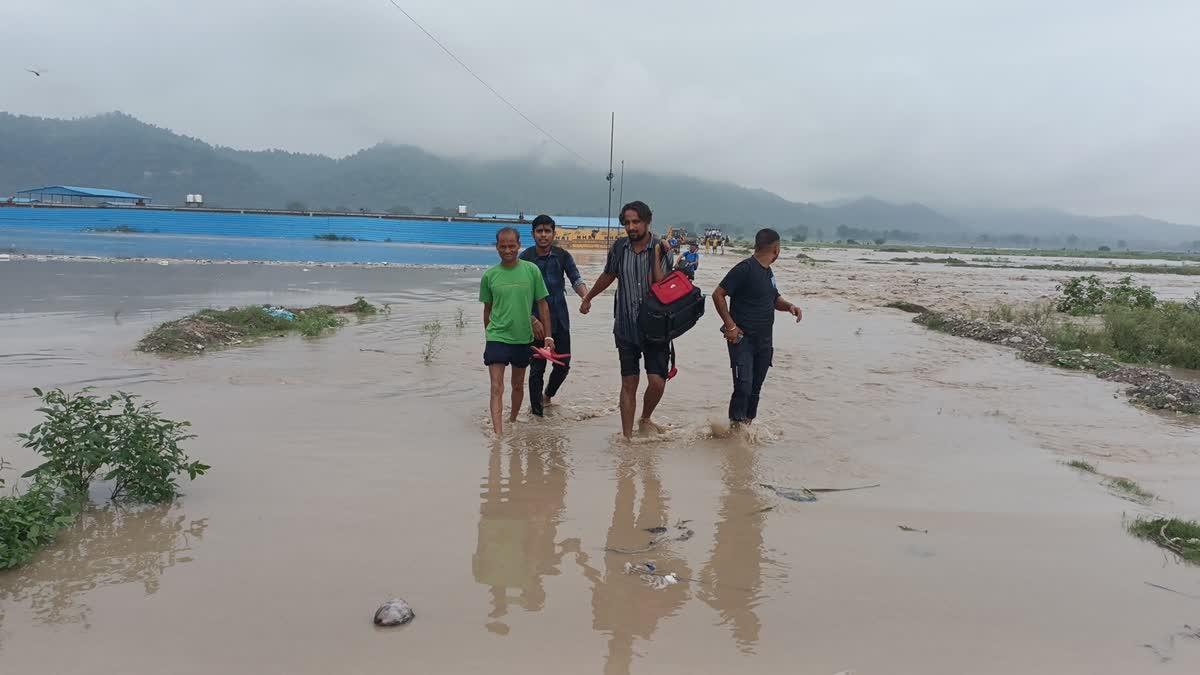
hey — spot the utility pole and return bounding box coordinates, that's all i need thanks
[605,112,614,241]
[618,160,624,209]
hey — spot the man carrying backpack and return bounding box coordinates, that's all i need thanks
[580,200,674,440]
[712,228,803,427]
[521,215,589,416]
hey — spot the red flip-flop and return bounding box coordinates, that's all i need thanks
[532,345,570,366]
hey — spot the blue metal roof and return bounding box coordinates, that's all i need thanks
[17,185,151,200]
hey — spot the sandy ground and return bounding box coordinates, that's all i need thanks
[0,251,1198,675]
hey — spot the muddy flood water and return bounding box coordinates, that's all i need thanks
[1,251,1198,674]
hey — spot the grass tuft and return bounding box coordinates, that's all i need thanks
[1107,477,1154,501]
[1065,459,1097,473]
[1127,517,1200,563]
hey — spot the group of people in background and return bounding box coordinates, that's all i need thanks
[703,229,728,255]
[478,201,802,439]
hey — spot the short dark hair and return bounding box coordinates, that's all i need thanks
[531,214,555,231]
[496,226,520,244]
[754,228,781,251]
[619,200,652,225]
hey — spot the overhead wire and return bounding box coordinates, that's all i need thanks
[384,1,591,165]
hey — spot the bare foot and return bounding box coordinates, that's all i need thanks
[638,418,666,435]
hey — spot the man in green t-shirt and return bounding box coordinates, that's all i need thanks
[480,227,551,436]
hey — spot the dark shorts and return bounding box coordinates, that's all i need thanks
[484,341,532,368]
[615,337,670,378]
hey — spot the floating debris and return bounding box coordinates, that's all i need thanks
[898,525,929,534]
[373,598,415,626]
[606,520,695,554]
[759,483,817,502]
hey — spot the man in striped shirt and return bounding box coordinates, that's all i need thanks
[581,200,674,440]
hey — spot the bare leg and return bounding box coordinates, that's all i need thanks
[639,374,666,433]
[620,374,639,440]
[509,367,526,423]
[488,364,507,436]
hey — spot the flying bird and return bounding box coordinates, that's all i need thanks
[26,68,44,77]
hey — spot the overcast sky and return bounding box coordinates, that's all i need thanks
[3,0,1199,222]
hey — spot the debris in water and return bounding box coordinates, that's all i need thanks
[373,598,415,626]
[751,506,775,515]
[1144,581,1200,599]
[898,525,929,534]
[606,520,695,554]
[807,484,881,493]
[623,561,680,590]
[759,483,817,502]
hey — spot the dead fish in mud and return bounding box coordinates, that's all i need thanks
[373,598,415,626]
[759,484,817,502]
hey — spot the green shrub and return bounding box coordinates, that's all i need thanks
[18,388,208,502]
[0,475,79,569]
[1056,274,1157,315]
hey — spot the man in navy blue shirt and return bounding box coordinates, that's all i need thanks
[712,228,803,427]
[521,215,589,416]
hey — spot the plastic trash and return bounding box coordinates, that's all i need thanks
[263,306,296,321]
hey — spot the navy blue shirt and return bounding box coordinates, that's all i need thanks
[520,245,584,334]
[718,257,780,336]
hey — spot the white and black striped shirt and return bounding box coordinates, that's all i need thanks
[603,236,674,345]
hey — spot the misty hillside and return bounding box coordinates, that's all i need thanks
[2,112,1198,247]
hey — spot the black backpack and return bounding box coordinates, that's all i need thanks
[639,270,706,344]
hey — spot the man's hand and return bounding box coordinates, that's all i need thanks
[580,298,592,315]
[789,305,803,322]
[723,323,742,344]
[544,336,556,351]
[532,317,545,341]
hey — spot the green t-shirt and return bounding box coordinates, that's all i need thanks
[479,260,549,344]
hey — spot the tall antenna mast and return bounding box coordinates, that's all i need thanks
[605,112,615,241]
[618,160,625,208]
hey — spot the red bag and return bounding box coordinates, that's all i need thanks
[649,271,695,304]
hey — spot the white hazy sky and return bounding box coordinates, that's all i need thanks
[2,0,1199,222]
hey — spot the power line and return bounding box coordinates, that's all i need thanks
[385,1,591,165]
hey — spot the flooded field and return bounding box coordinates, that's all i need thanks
[1,252,1199,674]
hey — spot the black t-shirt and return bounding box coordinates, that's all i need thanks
[718,257,780,336]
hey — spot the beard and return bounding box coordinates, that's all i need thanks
[627,229,647,242]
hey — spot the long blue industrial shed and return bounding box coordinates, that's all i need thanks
[0,206,530,247]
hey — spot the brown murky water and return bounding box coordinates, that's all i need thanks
[1,254,1199,674]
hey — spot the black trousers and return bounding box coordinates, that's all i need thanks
[530,327,572,415]
[727,331,773,422]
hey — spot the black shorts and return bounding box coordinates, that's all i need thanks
[484,341,532,368]
[615,337,669,378]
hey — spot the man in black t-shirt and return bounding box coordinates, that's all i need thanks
[712,228,803,426]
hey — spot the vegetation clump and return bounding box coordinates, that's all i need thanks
[1065,459,1097,473]
[138,298,379,354]
[883,301,930,314]
[1127,517,1200,564]
[1,388,208,569]
[1106,477,1154,501]
[314,233,356,241]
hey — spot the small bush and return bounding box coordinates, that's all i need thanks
[294,309,345,337]
[1056,274,1157,315]
[421,320,444,362]
[0,474,79,569]
[18,388,209,502]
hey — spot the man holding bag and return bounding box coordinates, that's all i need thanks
[580,201,674,440]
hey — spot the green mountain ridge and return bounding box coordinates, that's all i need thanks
[2,112,1198,247]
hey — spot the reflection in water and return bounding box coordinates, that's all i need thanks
[697,444,775,653]
[0,503,207,634]
[473,437,574,635]
[579,449,692,675]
